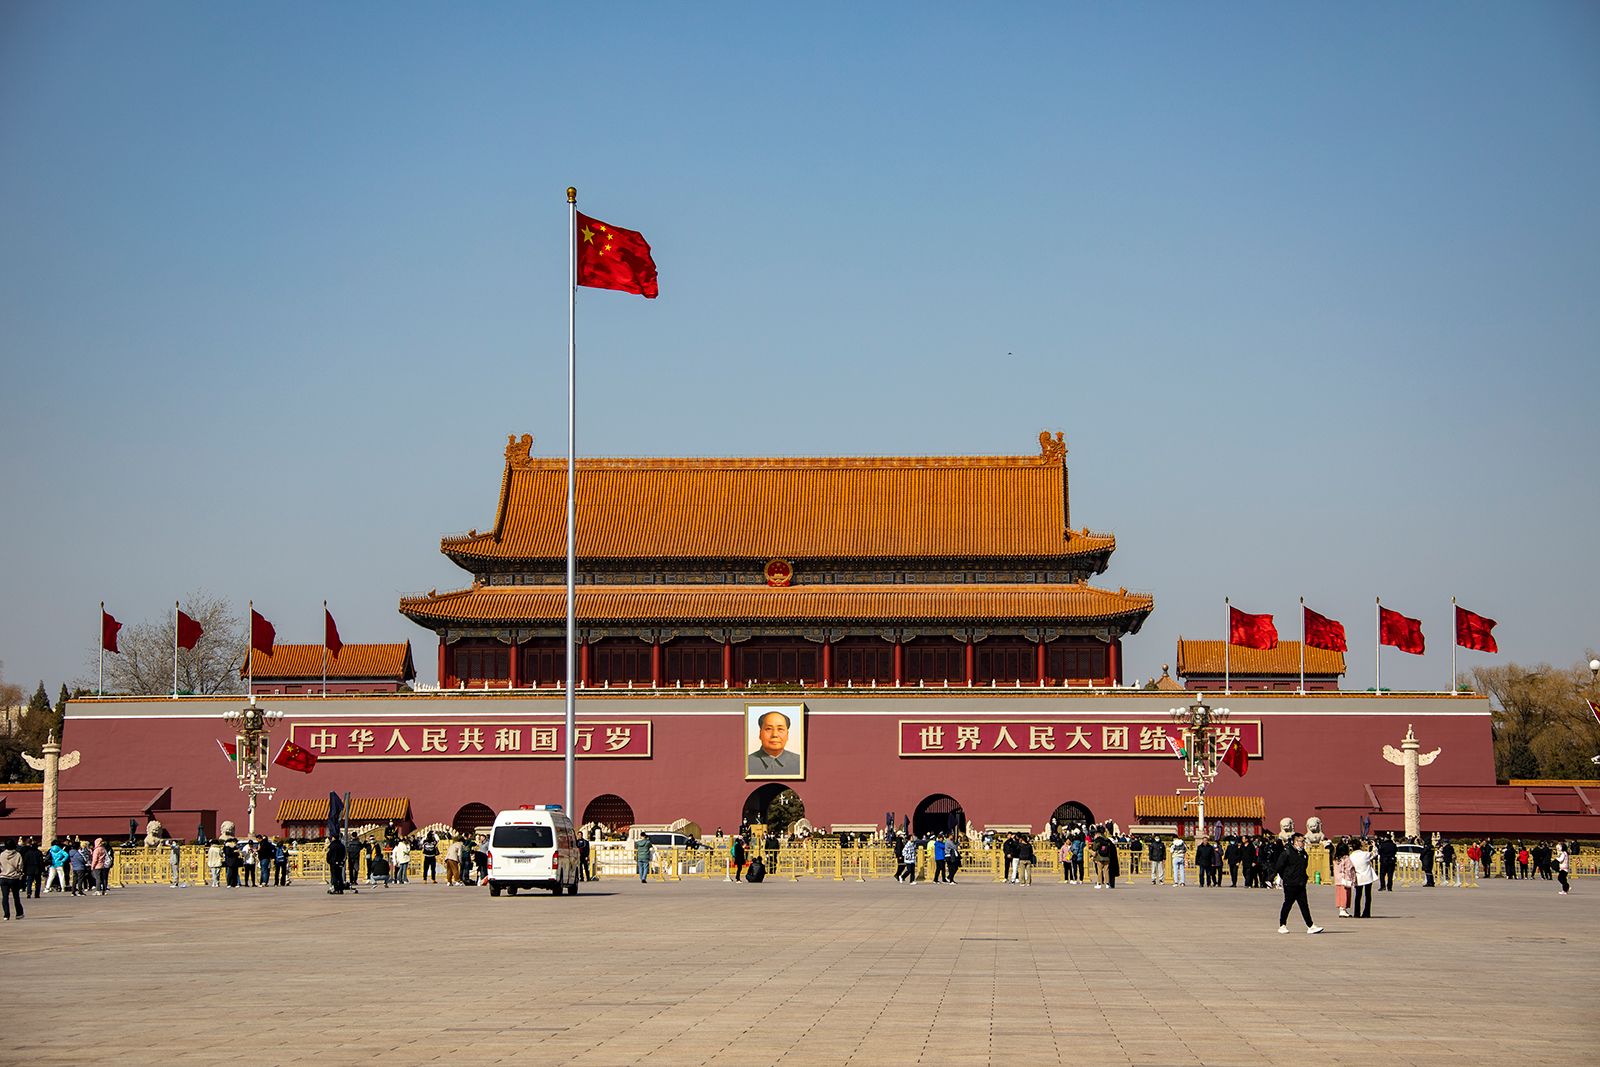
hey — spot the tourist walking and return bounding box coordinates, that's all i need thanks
[326,834,347,895]
[167,838,182,887]
[257,836,273,887]
[635,835,653,883]
[274,838,290,885]
[1,839,25,920]
[946,836,960,882]
[1440,839,1457,886]
[207,840,223,887]
[900,836,918,884]
[22,838,43,899]
[444,836,463,886]
[1333,842,1355,917]
[1147,835,1166,885]
[1555,843,1570,895]
[1420,838,1435,887]
[1226,837,1243,887]
[1017,836,1036,886]
[1273,833,1323,934]
[730,834,747,882]
[1376,834,1397,892]
[346,834,364,888]
[69,840,90,894]
[46,840,68,893]
[91,838,112,895]
[932,835,948,883]
[1172,838,1187,886]
[1349,838,1376,918]
[391,838,410,884]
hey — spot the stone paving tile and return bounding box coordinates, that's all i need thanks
[3,876,1595,1064]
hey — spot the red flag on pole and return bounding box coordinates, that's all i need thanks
[1221,737,1249,777]
[273,739,318,774]
[1379,606,1425,655]
[1587,699,1600,727]
[1454,605,1498,653]
[1229,606,1279,650]
[1303,606,1347,653]
[250,609,276,655]
[576,211,658,298]
[324,608,344,659]
[101,609,122,653]
[177,610,204,650]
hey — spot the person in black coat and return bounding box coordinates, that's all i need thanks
[1377,835,1398,891]
[1420,838,1435,887]
[1225,838,1243,887]
[326,836,346,894]
[1272,832,1322,933]
[21,838,44,899]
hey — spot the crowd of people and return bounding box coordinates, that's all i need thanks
[0,836,119,916]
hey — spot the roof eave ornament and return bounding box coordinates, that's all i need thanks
[505,433,536,470]
[1039,430,1067,464]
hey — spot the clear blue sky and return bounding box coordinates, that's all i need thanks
[3,2,1596,695]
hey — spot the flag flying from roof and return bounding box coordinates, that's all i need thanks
[274,739,317,774]
[1303,605,1347,653]
[101,609,122,653]
[1228,606,1279,650]
[1379,606,1425,655]
[250,609,276,655]
[216,739,237,763]
[1454,605,1498,653]
[177,609,204,650]
[324,608,343,659]
[1221,737,1249,777]
[576,211,658,298]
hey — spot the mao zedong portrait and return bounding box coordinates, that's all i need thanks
[747,709,800,776]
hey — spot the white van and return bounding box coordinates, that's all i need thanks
[485,805,580,896]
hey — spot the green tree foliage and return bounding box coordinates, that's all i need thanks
[0,667,61,784]
[1469,656,1600,781]
[764,788,806,837]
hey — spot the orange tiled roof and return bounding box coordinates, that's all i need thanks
[1134,795,1265,820]
[1176,640,1344,677]
[243,643,416,681]
[441,432,1117,563]
[276,797,411,823]
[400,583,1154,628]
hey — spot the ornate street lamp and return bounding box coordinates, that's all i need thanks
[1170,699,1231,841]
[221,699,283,836]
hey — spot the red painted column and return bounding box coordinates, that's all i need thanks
[821,641,832,688]
[722,642,734,688]
[651,641,663,688]
[438,640,447,688]
[893,641,903,686]
[1037,640,1047,686]
[579,641,592,688]
[507,641,520,689]
[1108,639,1121,686]
[964,641,975,686]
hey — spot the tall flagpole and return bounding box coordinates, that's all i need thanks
[248,599,255,695]
[99,601,105,697]
[1223,596,1231,695]
[564,186,578,818]
[1450,596,1457,696]
[173,600,180,700]
[1374,596,1381,694]
[322,599,329,698]
[1299,596,1306,696]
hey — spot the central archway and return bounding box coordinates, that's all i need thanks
[582,793,635,834]
[451,802,494,836]
[1049,800,1095,834]
[913,793,966,837]
[743,783,805,836]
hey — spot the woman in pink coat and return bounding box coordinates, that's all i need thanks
[1333,841,1356,917]
[90,838,111,895]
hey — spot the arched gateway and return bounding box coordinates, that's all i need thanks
[913,793,966,837]
[452,802,494,836]
[582,793,635,834]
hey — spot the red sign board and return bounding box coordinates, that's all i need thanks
[289,721,652,760]
[899,719,1262,758]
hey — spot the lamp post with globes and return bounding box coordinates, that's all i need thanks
[1589,659,1600,767]
[221,699,283,836]
[1170,698,1232,842]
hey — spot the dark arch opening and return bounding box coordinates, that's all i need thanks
[742,783,804,836]
[582,793,635,834]
[1049,801,1095,834]
[451,802,494,836]
[913,793,966,837]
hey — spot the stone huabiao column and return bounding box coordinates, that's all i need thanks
[1382,724,1440,840]
[23,731,81,844]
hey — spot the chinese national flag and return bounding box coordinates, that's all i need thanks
[177,610,204,650]
[273,739,317,774]
[324,608,343,659]
[1379,606,1425,655]
[1303,606,1347,653]
[1229,606,1279,650]
[101,609,122,653]
[250,609,276,655]
[1454,605,1498,654]
[576,211,658,298]
[1221,737,1249,777]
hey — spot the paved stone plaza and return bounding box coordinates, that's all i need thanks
[3,873,1593,1065]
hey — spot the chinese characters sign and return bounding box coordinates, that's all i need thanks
[898,720,1262,758]
[288,721,651,760]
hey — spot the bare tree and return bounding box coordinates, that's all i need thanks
[83,592,246,696]
[1470,656,1600,780]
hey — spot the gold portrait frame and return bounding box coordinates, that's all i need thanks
[744,702,806,780]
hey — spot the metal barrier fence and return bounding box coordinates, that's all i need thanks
[82,840,1594,889]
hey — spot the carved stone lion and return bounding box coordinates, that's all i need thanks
[1278,816,1295,841]
[220,819,237,840]
[144,820,168,846]
[1305,816,1325,845]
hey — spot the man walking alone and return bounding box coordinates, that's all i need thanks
[1273,832,1323,935]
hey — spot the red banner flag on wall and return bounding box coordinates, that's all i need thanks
[576,211,658,298]
[273,739,317,774]
[1229,606,1279,650]
[101,610,122,653]
[1454,605,1498,653]
[1379,606,1425,655]
[177,610,204,650]
[324,608,344,659]
[1303,606,1347,652]
[250,609,276,655]
[1221,737,1250,777]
